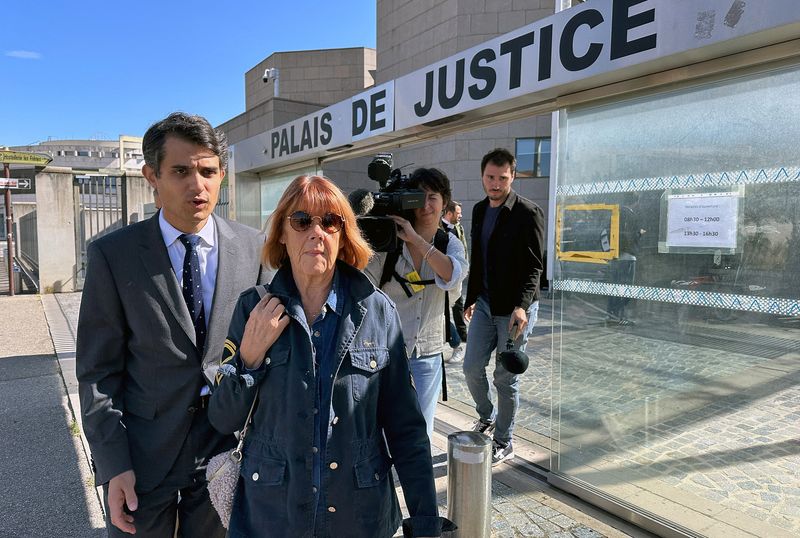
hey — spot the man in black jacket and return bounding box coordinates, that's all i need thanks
[463,148,544,465]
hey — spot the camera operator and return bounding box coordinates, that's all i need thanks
[364,168,468,441]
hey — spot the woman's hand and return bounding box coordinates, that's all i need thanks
[239,293,291,369]
[389,215,425,248]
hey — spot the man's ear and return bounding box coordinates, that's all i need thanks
[142,163,158,189]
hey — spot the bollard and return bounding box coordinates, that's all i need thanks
[447,431,493,538]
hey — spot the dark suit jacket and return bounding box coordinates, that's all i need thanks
[465,190,544,316]
[76,212,265,492]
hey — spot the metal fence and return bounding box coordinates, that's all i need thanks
[18,210,38,272]
[74,175,126,287]
[214,184,230,219]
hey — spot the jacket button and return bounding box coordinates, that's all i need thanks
[187,406,197,413]
[374,473,380,481]
[369,360,377,369]
[329,462,338,470]
[312,446,319,454]
[265,357,271,365]
[312,486,318,493]
[252,472,259,481]
[327,506,336,513]
[332,416,339,425]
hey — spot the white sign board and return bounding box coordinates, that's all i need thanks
[666,192,738,249]
[233,82,394,172]
[395,0,800,130]
[0,178,31,189]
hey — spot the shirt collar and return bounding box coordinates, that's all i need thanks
[158,210,216,248]
[324,269,342,316]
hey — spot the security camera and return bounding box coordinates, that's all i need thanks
[263,68,277,83]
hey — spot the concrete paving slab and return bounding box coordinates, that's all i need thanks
[0,295,105,537]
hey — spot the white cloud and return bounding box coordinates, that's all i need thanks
[5,50,42,60]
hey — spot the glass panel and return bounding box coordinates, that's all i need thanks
[516,138,535,178]
[553,64,800,536]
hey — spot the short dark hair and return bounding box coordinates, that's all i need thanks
[481,148,516,176]
[142,112,228,176]
[409,167,452,208]
[444,200,461,214]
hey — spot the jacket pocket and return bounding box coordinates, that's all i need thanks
[349,347,389,402]
[264,341,290,370]
[354,451,392,488]
[240,455,286,486]
[125,394,156,420]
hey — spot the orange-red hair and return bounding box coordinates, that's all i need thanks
[263,175,373,270]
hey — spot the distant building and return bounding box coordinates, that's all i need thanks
[7,137,144,172]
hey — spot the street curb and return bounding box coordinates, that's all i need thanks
[40,294,106,516]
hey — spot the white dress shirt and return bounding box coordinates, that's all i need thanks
[364,237,467,357]
[158,211,218,327]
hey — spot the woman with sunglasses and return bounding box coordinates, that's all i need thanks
[208,175,449,537]
[364,167,468,441]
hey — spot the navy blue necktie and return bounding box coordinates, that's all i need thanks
[178,234,207,353]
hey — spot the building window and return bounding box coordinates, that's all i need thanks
[77,150,90,157]
[516,137,551,178]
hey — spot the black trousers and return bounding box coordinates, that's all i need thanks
[103,407,227,538]
[452,295,468,342]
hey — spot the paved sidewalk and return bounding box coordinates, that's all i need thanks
[46,291,646,538]
[0,295,105,537]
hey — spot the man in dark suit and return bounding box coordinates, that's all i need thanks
[77,112,265,537]
[442,200,468,363]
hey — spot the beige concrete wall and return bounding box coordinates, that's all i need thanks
[245,48,376,111]
[325,0,555,238]
[35,168,78,293]
[124,170,154,225]
[376,0,554,83]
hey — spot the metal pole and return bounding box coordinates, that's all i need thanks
[4,163,14,296]
[447,431,492,537]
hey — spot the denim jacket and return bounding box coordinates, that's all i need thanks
[208,261,444,538]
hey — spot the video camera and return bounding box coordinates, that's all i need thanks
[350,153,425,252]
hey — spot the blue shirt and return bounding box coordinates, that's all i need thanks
[306,271,344,528]
[481,204,502,296]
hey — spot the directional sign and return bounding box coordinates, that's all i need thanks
[0,178,32,189]
[0,150,52,166]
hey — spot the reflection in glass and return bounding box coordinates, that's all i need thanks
[553,64,800,536]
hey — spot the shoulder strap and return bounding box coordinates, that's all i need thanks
[379,249,403,289]
[433,228,450,253]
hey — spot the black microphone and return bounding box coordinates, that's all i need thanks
[348,188,374,216]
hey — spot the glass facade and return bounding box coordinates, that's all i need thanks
[516,137,551,178]
[551,64,800,536]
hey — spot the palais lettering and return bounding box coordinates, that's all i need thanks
[269,112,333,159]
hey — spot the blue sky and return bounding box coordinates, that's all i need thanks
[1,1,376,146]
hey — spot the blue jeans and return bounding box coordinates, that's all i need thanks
[462,297,539,445]
[408,350,443,441]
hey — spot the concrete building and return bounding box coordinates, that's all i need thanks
[8,137,145,172]
[219,1,800,536]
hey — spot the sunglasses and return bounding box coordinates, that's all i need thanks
[287,211,344,234]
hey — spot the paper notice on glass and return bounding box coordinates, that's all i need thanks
[666,193,738,249]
